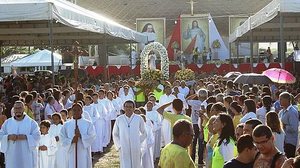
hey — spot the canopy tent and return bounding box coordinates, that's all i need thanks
[1,54,28,73]
[0,0,147,46]
[11,49,62,67]
[229,0,300,43]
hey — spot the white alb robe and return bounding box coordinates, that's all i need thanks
[112,98,122,119]
[118,87,134,98]
[83,105,100,124]
[141,124,155,168]
[120,93,135,106]
[92,102,107,152]
[159,94,176,145]
[48,124,67,168]
[0,114,41,168]
[38,134,57,168]
[60,118,96,168]
[146,110,162,159]
[107,99,118,120]
[99,98,111,147]
[113,114,146,168]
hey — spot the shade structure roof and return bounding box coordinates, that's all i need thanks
[11,49,62,67]
[1,54,28,64]
[229,0,300,43]
[0,0,147,46]
[76,0,272,38]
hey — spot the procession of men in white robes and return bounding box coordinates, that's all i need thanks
[0,81,193,168]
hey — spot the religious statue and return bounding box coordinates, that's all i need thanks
[148,53,157,70]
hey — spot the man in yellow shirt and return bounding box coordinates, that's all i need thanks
[158,119,195,168]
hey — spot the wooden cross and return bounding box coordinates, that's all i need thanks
[186,0,197,16]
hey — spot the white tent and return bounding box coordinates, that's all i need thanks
[0,0,147,46]
[1,54,28,73]
[11,50,62,67]
[229,0,300,43]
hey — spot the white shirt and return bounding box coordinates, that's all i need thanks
[273,131,285,154]
[256,106,275,124]
[44,104,55,119]
[220,140,235,162]
[178,86,190,97]
[240,112,257,123]
[187,100,202,124]
[159,94,176,112]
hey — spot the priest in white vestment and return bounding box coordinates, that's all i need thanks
[113,100,146,168]
[60,103,96,168]
[0,101,41,168]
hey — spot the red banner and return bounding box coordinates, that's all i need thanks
[85,62,294,78]
[167,16,181,61]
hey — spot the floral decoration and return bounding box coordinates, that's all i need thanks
[175,68,195,81]
[135,69,162,90]
[207,60,230,65]
[140,42,169,80]
[141,69,163,80]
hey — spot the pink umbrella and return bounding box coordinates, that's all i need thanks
[262,68,296,84]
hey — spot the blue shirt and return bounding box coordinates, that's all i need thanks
[278,105,299,146]
[274,100,281,112]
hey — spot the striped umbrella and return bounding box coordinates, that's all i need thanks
[262,68,296,84]
[223,71,242,80]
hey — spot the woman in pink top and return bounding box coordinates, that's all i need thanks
[53,89,63,113]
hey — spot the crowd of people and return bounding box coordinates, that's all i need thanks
[0,72,299,168]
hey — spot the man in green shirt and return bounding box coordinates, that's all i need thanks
[157,99,192,127]
[158,119,195,168]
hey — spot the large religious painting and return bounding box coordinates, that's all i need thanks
[136,18,166,52]
[180,14,209,56]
